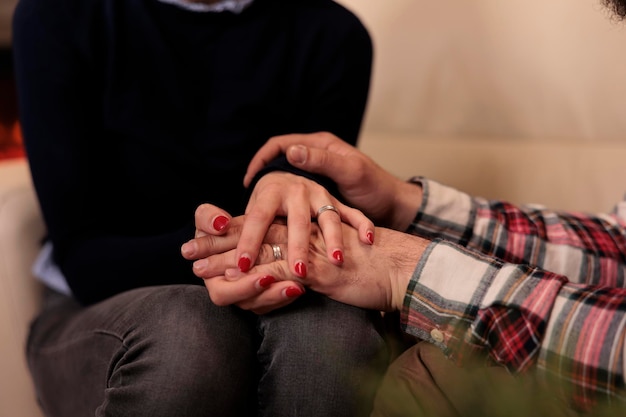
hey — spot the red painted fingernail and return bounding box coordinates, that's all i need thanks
[366,231,374,244]
[285,287,304,297]
[213,215,229,232]
[333,250,344,263]
[295,262,307,277]
[259,275,276,288]
[238,256,251,272]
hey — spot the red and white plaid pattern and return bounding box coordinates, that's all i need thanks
[402,178,626,410]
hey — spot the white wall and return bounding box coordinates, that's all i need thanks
[338,0,626,143]
[338,0,626,213]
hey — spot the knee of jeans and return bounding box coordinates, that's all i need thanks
[103,286,257,415]
[120,285,255,364]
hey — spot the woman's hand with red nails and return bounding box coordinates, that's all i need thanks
[181,203,305,315]
[182,203,431,314]
[244,132,423,232]
[238,171,374,278]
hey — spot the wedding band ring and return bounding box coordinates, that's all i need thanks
[271,244,282,261]
[317,204,340,218]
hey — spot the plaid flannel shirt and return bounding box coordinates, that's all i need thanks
[402,178,626,410]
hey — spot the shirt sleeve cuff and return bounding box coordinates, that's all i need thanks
[407,177,477,245]
[400,238,500,360]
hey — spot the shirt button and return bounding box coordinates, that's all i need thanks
[430,329,444,343]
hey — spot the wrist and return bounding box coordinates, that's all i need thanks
[380,230,430,311]
[389,180,423,231]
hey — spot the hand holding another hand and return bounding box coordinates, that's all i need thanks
[244,132,423,231]
[181,204,430,314]
[238,171,375,279]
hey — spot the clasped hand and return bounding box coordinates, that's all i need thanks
[182,203,422,315]
[181,132,427,314]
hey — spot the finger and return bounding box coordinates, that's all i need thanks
[219,242,283,280]
[338,205,376,245]
[240,282,305,315]
[243,133,336,187]
[192,248,238,278]
[204,263,305,313]
[285,144,356,185]
[195,239,289,279]
[205,272,294,307]
[203,274,261,306]
[182,218,242,261]
[235,262,306,313]
[235,196,282,273]
[243,134,308,187]
[285,185,312,278]
[193,204,233,236]
[316,203,345,265]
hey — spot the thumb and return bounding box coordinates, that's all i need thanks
[286,145,349,182]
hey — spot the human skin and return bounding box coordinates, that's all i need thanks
[182,204,430,314]
[182,132,427,313]
[237,171,375,277]
[234,131,424,273]
[243,132,423,232]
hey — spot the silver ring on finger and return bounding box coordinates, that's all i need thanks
[317,204,340,218]
[271,244,283,261]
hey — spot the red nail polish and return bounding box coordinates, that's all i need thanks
[333,250,344,263]
[366,231,374,244]
[213,215,229,232]
[285,287,304,297]
[295,262,307,277]
[259,275,276,288]
[238,256,251,272]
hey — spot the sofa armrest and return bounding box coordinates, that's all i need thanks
[0,158,46,417]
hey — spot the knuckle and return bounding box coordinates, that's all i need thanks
[291,243,309,256]
[289,182,309,197]
[317,131,331,140]
[195,236,216,252]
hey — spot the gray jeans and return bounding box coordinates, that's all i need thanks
[27,285,387,417]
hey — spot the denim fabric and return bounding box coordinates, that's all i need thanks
[27,285,387,417]
[256,292,387,417]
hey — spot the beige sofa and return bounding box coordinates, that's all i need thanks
[0,158,45,417]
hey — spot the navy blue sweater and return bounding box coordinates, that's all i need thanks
[12,0,372,304]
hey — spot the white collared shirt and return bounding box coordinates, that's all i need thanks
[156,0,254,13]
